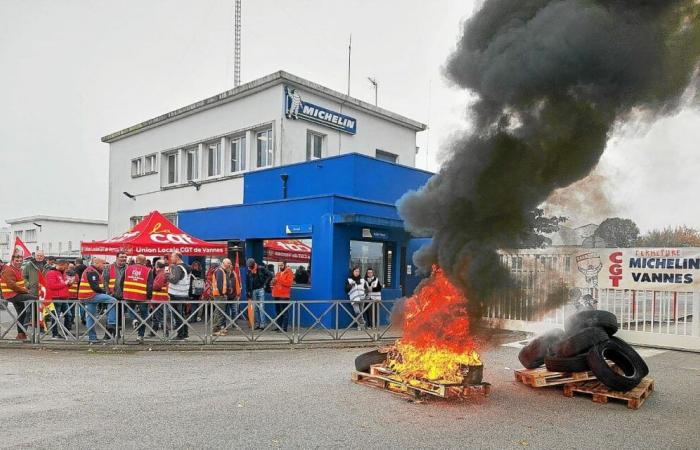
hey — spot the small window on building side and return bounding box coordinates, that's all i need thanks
[306,131,324,160]
[375,149,398,163]
[131,158,143,177]
[15,230,23,240]
[256,129,273,168]
[145,154,157,173]
[185,148,199,181]
[230,136,246,173]
[166,153,179,185]
[68,241,72,252]
[207,143,222,177]
[25,229,37,242]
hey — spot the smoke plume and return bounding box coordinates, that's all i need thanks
[399,1,700,322]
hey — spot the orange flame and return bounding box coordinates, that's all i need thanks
[389,266,481,383]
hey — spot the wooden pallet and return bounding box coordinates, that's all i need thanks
[562,378,654,410]
[352,364,491,400]
[514,367,597,388]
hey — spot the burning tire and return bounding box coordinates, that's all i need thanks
[355,350,387,373]
[587,337,649,392]
[544,353,589,373]
[518,328,565,369]
[551,327,609,358]
[565,310,618,336]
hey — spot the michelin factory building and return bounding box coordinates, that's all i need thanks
[103,70,431,309]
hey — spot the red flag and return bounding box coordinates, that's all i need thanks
[37,271,53,328]
[12,237,31,260]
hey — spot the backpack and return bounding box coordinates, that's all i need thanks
[190,274,206,297]
[200,266,219,300]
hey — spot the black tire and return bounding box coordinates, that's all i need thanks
[355,350,386,372]
[551,327,609,358]
[587,337,649,392]
[544,353,589,373]
[565,310,619,336]
[518,328,565,369]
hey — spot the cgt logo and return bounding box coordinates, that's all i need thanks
[609,251,623,287]
[149,233,196,245]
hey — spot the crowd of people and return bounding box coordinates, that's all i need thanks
[0,250,384,342]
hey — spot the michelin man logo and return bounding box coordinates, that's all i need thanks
[286,87,302,119]
[576,252,603,288]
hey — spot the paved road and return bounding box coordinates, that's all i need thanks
[0,336,698,449]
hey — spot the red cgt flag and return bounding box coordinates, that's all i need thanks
[37,271,53,329]
[12,236,31,260]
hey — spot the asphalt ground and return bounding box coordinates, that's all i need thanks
[0,332,698,449]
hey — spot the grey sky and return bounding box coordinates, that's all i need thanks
[1,0,698,233]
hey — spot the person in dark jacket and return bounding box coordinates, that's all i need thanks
[246,258,272,329]
[344,267,368,331]
[167,252,191,340]
[294,265,309,284]
[364,268,383,328]
[74,258,87,279]
[81,257,118,342]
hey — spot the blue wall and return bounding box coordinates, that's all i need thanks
[178,153,433,327]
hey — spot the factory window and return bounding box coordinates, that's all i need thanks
[165,152,179,185]
[131,158,143,177]
[145,154,157,174]
[25,229,37,243]
[68,241,72,252]
[230,136,246,173]
[306,131,324,160]
[263,238,312,286]
[15,230,23,240]
[185,148,199,181]
[207,142,222,177]
[58,242,62,254]
[375,149,398,163]
[349,240,386,289]
[130,216,143,228]
[256,129,273,168]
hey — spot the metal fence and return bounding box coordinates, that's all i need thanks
[487,253,700,351]
[0,299,402,346]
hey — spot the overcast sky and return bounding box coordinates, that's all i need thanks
[1,0,698,233]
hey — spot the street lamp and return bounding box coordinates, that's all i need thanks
[367,77,378,106]
[123,191,136,200]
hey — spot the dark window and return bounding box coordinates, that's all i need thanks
[375,149,398,163]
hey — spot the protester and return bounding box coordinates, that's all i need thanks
[167,252,191,340]
[246,258,272,330]
[121,254,153,343]
[22,249,46,297]
[73,258,87,279]
[212,259,233,336]
[46,259,74,339]
[78,257,118,343]
[271,261,293,332]
[45,256,57,273]
[294,265,309,284]
[1,254,38,340]
[150,260,170,335]
[345,266,368,331]
[364,268,383,328]
[188,260,204,321]
[104,252,127,335]
[265,264,275,294]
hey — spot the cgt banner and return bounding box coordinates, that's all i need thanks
[574,248,700,292]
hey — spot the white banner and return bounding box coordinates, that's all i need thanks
[574,248,700,292]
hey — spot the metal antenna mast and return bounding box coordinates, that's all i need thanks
[234,0,241,87]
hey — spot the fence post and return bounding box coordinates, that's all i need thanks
[693,292,700,338]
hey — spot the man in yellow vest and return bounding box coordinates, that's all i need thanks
[1,254,38,340]
[121,254,153,343]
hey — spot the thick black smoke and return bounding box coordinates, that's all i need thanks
[399,0,700,321]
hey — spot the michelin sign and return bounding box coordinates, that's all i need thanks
[285,86,357,134]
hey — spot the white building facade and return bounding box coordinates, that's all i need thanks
[103,71,425,235]
[5,216,107,257]
[0,227,10,261]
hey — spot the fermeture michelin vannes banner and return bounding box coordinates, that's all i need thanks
[574,248,700,292]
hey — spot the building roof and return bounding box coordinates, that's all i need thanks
[5,215,108,226]
[102,70,427,143]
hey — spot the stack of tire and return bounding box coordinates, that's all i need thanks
[518,310,649,392]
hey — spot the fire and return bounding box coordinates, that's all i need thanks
[389,266,481,383]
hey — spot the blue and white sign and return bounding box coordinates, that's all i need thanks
[285,224,313,235]
[285,86,357,135]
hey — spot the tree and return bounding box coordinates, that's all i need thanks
[517,208,567,248]
[594,218,639,247]
[637,226,700,247]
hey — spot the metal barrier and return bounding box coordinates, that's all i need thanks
[0,298,404,346]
